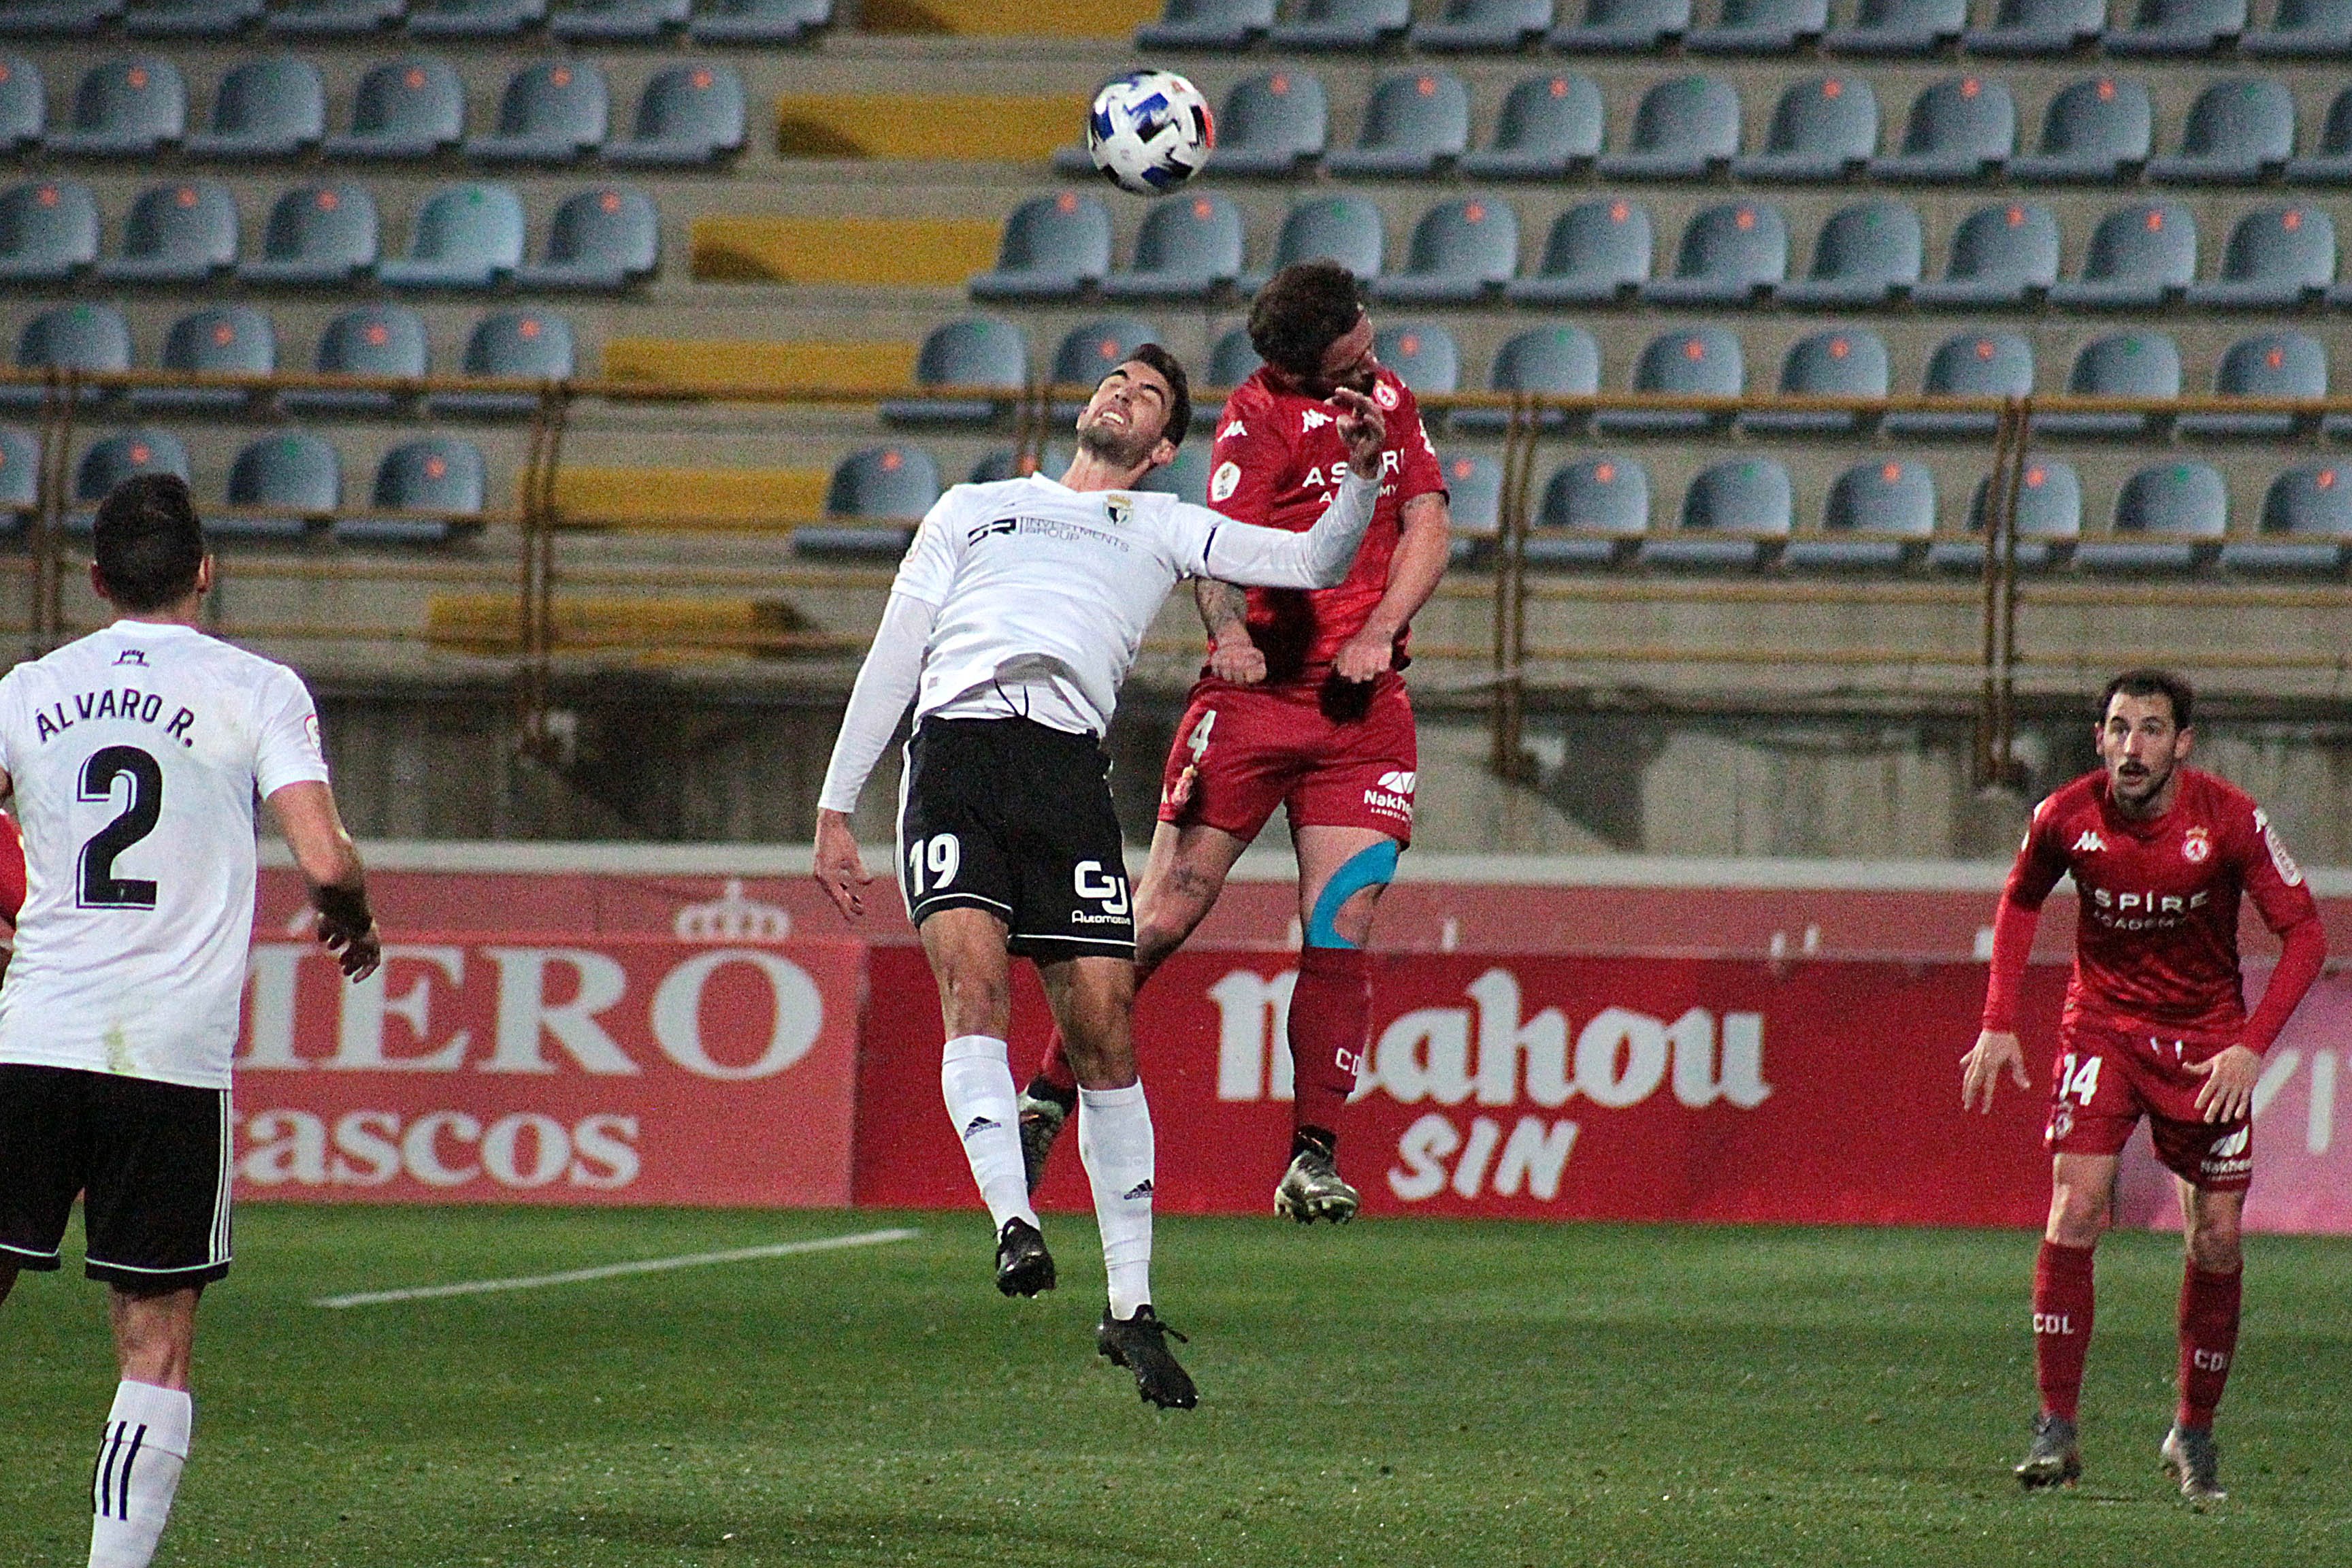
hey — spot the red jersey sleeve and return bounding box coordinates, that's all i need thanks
[2003,794,2073,913]
[1388,386,1448,507]
[1980,793,2070,1031]
[0,808,22,928]
[1205,389,1294,529]
[2234,801,2321,937]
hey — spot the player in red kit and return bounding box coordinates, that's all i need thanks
[1962,670,2325,1504]
[1020,261,1453,1221]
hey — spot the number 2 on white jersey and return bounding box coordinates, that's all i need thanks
[906,832,960,896]
[77,745,162,910]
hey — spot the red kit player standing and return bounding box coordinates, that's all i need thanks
[1962,670,2325,1503]
[1021,261,1454,1221]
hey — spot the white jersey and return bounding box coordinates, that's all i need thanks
[0,620,329,1090]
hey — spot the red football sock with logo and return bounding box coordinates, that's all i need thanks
[2177,1263,2242,1431]
[1029,1028,1078,1102]
[1288,945,1370,1147]
[2034,1240,2096,1422]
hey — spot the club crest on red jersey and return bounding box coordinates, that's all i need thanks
[2182,826,2212,864]
[1373,381,1399,410]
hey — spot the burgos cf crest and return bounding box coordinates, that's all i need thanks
[1105,494,1134,528]
[2182,826,2212,864]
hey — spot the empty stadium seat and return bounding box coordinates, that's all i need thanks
[1269,0,1410,49]
[1437,454,1503,545]
[2077,462,2226,572]
[1137,441,1211,504]
[283,304,426,413]
[122,0,261,34]
[378,183,523,289]
[1531,456,1647,566]
[1,303,129,408]
[2189,206,2334,307]
[2050,201,2195,308]
[1778,199,1922,306]
[1375,197,1517,304]
[1454,324,1599,432]
[239,183,376,286]
[1644,457,1789,570]
[689,0,828,40]
[1732,76,1878,181]
[1238,195,1382,293]
[0,56,39,152]
[513,185,656,291]
[1884,331,2032,436]
[604,63,742,167]
[186,54,323,159]
[2149,78,2296,182]
[134,304,272,412]
[798,443,936,557]
[76,431,189,522]
[98,180,235,284]
[1931,458,2080,570]
[2106,0,2246,53]
[2286,87,2352,181]
[1103,193,1244,301]
[0,0,118,34]
[2225,464,2352,573]
[1870,76,2014,180]
[1373,324,1460,401]
[1597,326,1743,435]
[884,317,1026,425]
[468,60,606,164]
[2244,0,2352,52]
[431,310,574,417]
[48,56,184,156]
[968,445,1071,485]
[1548,0,1686,49]
[2010,76,2152,182]
[1742,328,1889,434]
[2178,331,2325,438]
[406,0,544,34]
[970,193,1111,301]
[1460,74,1602,179]
[267,0,405,34]
[1641,201,1786,305]
[1965,0,2101,52]
[325,56,461,159]
[1050,318,1160,416]
[218,432,340,538]
[1686,0,1825,53]
[1326,71,1469,178]
[1208,327,1262,393]
[1912,200,2057,306]
[0,425,35,520]
[1209,70,1326,177]
[1137,0,1273,47]
[552,0,685,35]
[0,178,99,282]
[1416,0,1550,48]
[1823,0,1963,52]
[1786,459,1934,570]
[2040,331,2181,437]
[1507,196,1648,304]
[1598,76,1739,179]
[350,436,487,542]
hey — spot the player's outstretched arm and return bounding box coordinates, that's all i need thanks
[1196,392,1388,591]
[1193,580,1265,685]
[1961,1028,2030,1113]
[265,780,380,981]
[1335,490,1451,684]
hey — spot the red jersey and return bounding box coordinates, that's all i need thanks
[1205,363,1449,684]
[2004,768,2318,1039]
[0,808,20,926]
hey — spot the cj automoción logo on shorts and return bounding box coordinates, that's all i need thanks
[1363,770,1416,820]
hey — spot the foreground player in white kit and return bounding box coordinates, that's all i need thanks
[814,345,1384,1407]
[0,476,381,1568]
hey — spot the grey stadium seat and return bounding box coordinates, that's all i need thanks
[2149,79,2297,184]
[689,0,830,42]
[552,0,687,37]
[1207,71,1326,178]
[0,55,39,152]
[1208,327,1262,394]
[796,443,938,559]
[968,446,1071,486]
[1965,0,2103,52]
[1460,74,1603,180]
[1136,0,1273,48]
[48,56,184,157]
[134,304,274,413]
[1373,323,1460,401]
[1733,76,1879,182]
[1506,197,1650,305]
[2225,464,2352,574]
[2287,87,2352,182]
[404,0,544,35]
[2039,331,2181,438]
[0,425,35,521]
[2077,463,2227,574]
[0,0,118,33]
[1931,459,2080,571]
[2009,76,2153,183]
[512,185,658,291]
[1530,457,1648,568]
[1415,0,1551,49]
[1824,0,1964,53]
[1912,201,2058,306]
[267,0,406,34]
[431,310,574,418]
[1050,318,1160,417]
[1269,0,1411,50]
[1778,199,1922,307]
[1686,0,1827,54]
[969,193,1111,302]
[1454,325,1599,433]
[1640,201,1787,306]
[1438,455,1503,547]
[2178,331,2325,439]
[1884,331,2033,437]
[883,317,1026,426]
[1375,197,1518,304]
[378,183,524,290]
[468,60,607,164]
[2244,0,2352,53]
[1598,76,1740,180]
[220,433,339,540]
[1869,76,2014,182]
[324,56,463,160]
[1786,459,1935,571]
[122,0,263,35]
[239,183,376,286]
[1137,442,1210,506]
[76,431,190,526]
[1102,193,1245,302]
[1237,195,1382,295]
[2106,0,2246,53]
[1548,0,1688,50]
[350,436,487,542]
[1742,328,1889,435]
[1,303,129,408]
[186,54,324,159]
[97,180,236,284]
[0,178,100,282]
[605,63,742,167]
[1596,325,1744,435]
[283,304,427,414]
[2048,201,2196,309]
[2188,206,2334,308]
[1643,457,1790,571]
[1326,71,1470,178]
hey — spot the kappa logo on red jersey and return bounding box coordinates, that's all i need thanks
[1220,419,1246,440]
[1300,408,1333,433]
[2182,827,2212,864]
[2072,830,2106,853]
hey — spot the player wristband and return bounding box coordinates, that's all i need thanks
[313,883,373,935]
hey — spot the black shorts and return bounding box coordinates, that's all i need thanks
[0,1064,232,1288]
[898,716,1135,962]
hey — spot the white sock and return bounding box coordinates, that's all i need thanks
[89,1381,191,1568]
[940,1034,1038,1234]
[1077,1081,1156,1319]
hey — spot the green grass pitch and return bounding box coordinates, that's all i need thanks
[3,1207,2348,1567]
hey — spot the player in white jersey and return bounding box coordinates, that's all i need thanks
[815,344,1386,1408]
[0,476,380,1568]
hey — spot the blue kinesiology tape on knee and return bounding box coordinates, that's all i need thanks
[1305,840,1400,950]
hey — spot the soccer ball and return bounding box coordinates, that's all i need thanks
[1086,71,1214,195]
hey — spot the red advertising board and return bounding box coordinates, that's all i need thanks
[229,938,865,1207]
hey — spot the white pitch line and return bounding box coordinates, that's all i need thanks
[311,1226,922,1309]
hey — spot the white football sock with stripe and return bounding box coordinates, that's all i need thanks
[1077,1081,1156,1319]
[89,1381,191,1568]
[940,1034,1038,1234]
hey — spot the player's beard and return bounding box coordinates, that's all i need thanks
[1077,416,1158,470]
[2112,756,2170,808]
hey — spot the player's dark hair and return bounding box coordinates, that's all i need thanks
[2099,668,2194,731]
[1247,260,1365,378]
[1126,342,1191,451]
[93,474,206,612]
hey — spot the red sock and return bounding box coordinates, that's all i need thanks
[1031,1026,1077,1099]
[1288,946,1370,1141]
[2177,1263,2242,1431]
[2033,1240,2096,1422]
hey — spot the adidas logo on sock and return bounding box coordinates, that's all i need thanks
[1124,1179,1154,1200]
[964,1116,1001,1137]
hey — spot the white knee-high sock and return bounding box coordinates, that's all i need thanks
[1077,1082,1156,1318]
[89,1381,191,1568]
[941,1035,1038,1233]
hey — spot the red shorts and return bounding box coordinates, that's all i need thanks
[1156,672,1416,846]
[2045,1017,2253,1191]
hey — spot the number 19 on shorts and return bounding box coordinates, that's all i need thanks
[906,833,960,896]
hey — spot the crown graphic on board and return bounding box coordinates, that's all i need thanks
[673,879,791,943]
